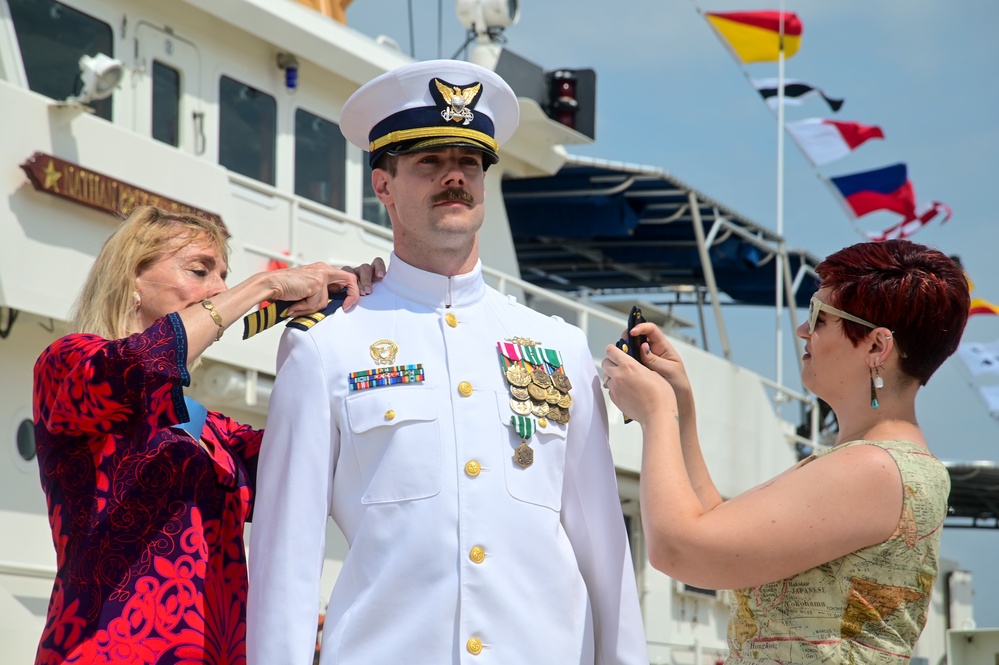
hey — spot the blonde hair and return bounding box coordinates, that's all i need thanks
[73,206,229,339]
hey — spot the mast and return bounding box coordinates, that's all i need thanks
[774,0,787,413]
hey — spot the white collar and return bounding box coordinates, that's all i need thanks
[381,252,486,308]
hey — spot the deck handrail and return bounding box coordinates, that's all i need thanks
[0,561,56,579]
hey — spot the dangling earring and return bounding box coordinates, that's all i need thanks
[873,364,884,390]
[133,291,142,309]
[869,367,879,409]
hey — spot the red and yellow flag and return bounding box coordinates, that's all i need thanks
[971,298,999,317]
[705,11,803,63]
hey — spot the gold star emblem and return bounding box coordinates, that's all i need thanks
[43,160,61,192]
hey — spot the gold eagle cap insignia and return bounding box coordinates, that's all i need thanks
[434,79,481,124]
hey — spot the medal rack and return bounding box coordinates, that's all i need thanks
[497,340,573,468]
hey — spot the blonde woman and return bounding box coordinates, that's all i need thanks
[33,206,373,664]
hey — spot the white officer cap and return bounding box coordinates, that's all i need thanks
[340,59,519,169]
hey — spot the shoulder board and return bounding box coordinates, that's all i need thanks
[242,291,348,339]
[287,292,348,332]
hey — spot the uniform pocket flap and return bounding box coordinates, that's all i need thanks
[346,386,438,434]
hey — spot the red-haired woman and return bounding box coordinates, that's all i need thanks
[601,239,970,664]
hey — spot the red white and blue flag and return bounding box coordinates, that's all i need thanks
[830,163,915,219]
[829,163,951,241]
[786,118,884,166]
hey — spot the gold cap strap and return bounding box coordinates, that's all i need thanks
[369,126,498,153]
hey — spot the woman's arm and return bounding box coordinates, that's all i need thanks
[178,263,362,365]
[602,344,903,590]
[630,323,723,511]
[34,320,187,436]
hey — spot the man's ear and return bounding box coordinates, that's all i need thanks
[371,169,392,205]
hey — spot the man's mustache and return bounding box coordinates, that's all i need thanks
[432,188,475,205]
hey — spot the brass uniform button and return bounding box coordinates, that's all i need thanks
[384,410,396,421]
[464,460,481,477]
[469,546,486,564]
[458,381,473,397]
[445,312,458,328]
[466,637,483,655]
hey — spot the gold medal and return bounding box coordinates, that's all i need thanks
[510,385,530,401]
[527,382,547,401]
[510,398,532,415]
[551,372,572,393]
[514,442,534,468]
[557,393,572,409]
[545,386,561,404]
[531,401,550,418]
[547,405,562,422]
[531,370,552,389]
[505,365,533,387]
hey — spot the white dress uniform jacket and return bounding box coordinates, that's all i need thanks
[247,256,648,665]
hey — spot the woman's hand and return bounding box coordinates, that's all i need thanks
[601,344,678,426]
[265,263,361,317]
[631,322,692,396]
[341,256,386,295]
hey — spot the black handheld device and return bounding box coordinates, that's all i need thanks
[615,305,648,360]
[613,306,648,423]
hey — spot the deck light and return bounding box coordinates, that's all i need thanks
[71,53,123,104]
[277,53,300,91]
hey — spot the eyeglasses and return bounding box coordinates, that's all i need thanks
[807,296,878,335]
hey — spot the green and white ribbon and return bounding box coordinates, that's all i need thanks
[521,344,544,368]
[541,347,563,371]
[510,414,536,440]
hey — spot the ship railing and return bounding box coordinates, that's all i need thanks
[0,561,55,579]
[226,172,819,449]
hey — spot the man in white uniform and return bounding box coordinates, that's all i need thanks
[247,59,648,665]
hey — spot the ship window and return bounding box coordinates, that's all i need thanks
[152,61,181,147]
[362,162,392,229]
[294,109,346,211]
[16,418,35,462]
[8,0,114,120]
[218,76,276,185]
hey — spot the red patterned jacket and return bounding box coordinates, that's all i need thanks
[33,314,262,665]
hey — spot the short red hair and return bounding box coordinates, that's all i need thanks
[816,239,970,385]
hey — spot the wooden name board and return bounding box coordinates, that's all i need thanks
[20,151,227,234]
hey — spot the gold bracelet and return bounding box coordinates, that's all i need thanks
[200,299,224,341]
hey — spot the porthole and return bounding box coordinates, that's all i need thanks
[16,418,36,462]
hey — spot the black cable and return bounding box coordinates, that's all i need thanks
[450,29,477,60]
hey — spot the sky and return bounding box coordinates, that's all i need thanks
[343,0,999,626]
